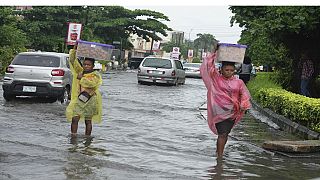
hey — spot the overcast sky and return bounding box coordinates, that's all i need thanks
[126,6,242,44]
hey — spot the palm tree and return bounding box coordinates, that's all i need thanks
[194,33,218,55]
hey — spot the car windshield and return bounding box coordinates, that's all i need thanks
[183,63,200,68]
[12,54,60,67]
[142,58,172,69]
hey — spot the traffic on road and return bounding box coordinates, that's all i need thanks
[1,70,319,179]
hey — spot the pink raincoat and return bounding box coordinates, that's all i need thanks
[200,53,251,135]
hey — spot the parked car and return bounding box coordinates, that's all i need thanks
[128,57,145,69]
[137,57,185,85]
[183,63,201,78]
[2,51,72,104]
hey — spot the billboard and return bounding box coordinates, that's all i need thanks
[188,49,193,58]
[66,22,82,45]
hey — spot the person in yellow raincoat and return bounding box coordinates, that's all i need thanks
[66,48,102,136]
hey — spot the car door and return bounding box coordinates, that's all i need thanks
[174,60,185,80]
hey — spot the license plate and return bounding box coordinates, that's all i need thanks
[148,70,162,74]
[23,86,36,92]
[154,71,163,74]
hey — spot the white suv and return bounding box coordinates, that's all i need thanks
[137,57,185,85]
[2,51,72,104]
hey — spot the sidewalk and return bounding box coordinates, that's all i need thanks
[199,102,320,155]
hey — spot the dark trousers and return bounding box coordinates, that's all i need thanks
[239,74,250,84]
[301,78,311,97]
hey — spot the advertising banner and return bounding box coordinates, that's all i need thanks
[152,41,161,51]
[188,49,193,58]
[66,22,82,45]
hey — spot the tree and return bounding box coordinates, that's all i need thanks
[194,33,218,58]
[162,41,188,59]
[0,7,27,74]
[230,6,320,94]
[194,33,218,53]
[17,6,172,52]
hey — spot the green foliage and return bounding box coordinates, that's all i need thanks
[16,6,72,51]
[230,6,320,92]
[16,6,172,52]
[193,33,217,53]
[257,88,320,132]
[247,72,282,100]
[162,41,188,59]
[0,7,27,74]
[192,57,201,63]
[247,72,320,133]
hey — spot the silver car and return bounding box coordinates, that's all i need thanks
[183,63,201,78]
[2,51,72,104]
[137,57,185,85]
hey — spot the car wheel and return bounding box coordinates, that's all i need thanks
[59,87,70,105]
[3,91,15,101]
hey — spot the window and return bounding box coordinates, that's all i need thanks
[142,58,172,69]
[175,60,183,69]
[66,57,70,68]
[12,54,60,67]
[183,63,200,68]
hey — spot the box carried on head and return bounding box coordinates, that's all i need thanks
[76,40,114,60]
[216,43,247,64]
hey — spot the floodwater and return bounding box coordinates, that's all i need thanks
[0,71,320,180]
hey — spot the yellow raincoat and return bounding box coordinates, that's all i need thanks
[66,49,103,123]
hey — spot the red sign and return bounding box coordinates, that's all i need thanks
[66,22,82,45]
[172,47,180,53]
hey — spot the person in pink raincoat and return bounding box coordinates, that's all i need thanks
[200,47,251,158]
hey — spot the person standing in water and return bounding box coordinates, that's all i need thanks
[66,47,103,136]
[200,46,251,158]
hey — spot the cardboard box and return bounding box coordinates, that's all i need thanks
[76,40,114,60]
[217,43,247,63]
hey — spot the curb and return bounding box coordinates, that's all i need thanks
[251,99,320,140]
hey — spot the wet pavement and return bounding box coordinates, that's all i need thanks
[1,70,320,180]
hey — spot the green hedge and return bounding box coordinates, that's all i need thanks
[247,72,320,133]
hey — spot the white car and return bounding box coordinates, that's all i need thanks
[2,52,71,103]
[137,57,185,86]
[183,63,201,78]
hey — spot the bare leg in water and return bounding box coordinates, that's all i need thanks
[85,119,92,136]
[71,116,80,136]
[216,133,228,158]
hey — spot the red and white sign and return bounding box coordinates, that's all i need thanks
[66,23,82,45]
[171,47,180,60]
[188,49,193,58]
[172,47,180,53]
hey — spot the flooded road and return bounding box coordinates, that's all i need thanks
[1,70,320,179]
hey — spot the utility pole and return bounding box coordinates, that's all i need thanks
[150,31,155,55]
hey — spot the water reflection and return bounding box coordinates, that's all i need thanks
[68,135,109,156]
[206,158,224,180]
[205,158,242,180]
[64,135,110,179]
